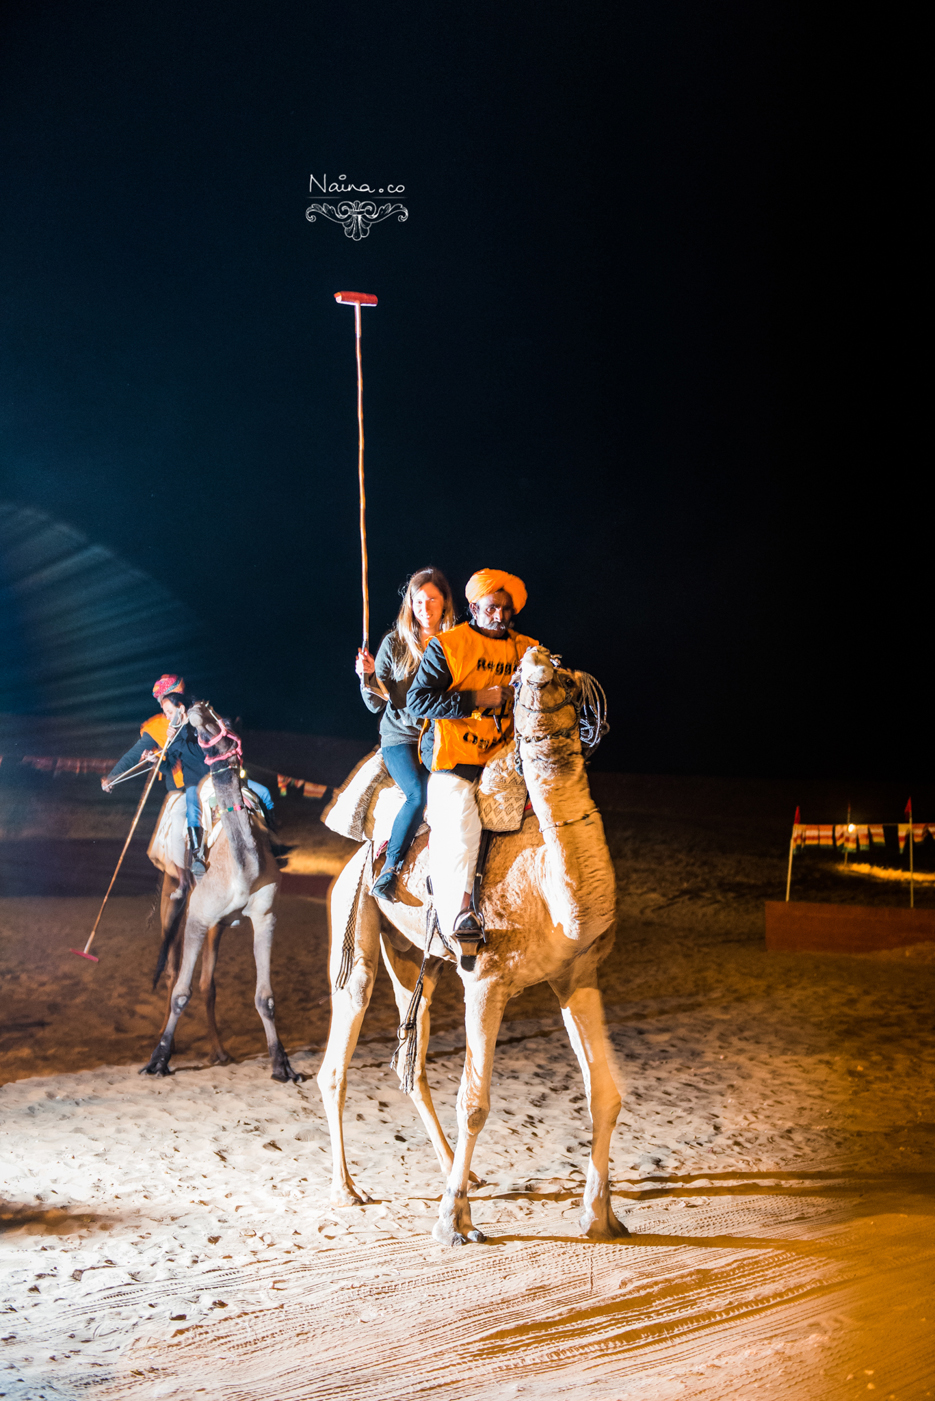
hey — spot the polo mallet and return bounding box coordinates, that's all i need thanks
[70,720,182,962]
[334,291,378,654]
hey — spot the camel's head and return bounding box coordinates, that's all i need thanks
[512,648,609,764]
[518,645,556,687]
[186,701,212,734]
[187,703,243,768]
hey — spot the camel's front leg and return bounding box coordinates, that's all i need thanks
[250,905,302,1082]
[317,849,382,1205]
[200,924,232,1065]
[550,968,628,1239]
[142,917,208,1076]
[434,978,509,1247]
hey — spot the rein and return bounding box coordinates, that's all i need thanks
[196,705,244,767]
[194,704,247,812]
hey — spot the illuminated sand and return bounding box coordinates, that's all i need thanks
[2,775,935,1398]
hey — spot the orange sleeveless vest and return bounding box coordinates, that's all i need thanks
[431,624,538,770]
[141,713,184,789]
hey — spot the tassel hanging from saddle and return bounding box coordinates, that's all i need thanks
[334,845,370,991]
[390,902,436,1094]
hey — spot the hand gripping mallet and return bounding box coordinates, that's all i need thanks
[334,291,378,653]
[69,719,182,962]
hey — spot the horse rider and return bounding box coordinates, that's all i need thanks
[102,675,211,882]
[407,569,538,951]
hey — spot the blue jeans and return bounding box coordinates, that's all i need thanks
[383,742,429,870]
[185,785,201,828]
[245,779,274,813]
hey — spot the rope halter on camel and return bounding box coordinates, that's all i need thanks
[192,703,246,810]
[511,654,609,770]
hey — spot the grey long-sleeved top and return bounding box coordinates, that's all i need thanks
[360,632,423,748]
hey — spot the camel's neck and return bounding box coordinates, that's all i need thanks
[210,762,260,883]
[519,680,616,945]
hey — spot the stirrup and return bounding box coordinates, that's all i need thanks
[451,909,487,969]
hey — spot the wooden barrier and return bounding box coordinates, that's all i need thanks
[765,900,935,954]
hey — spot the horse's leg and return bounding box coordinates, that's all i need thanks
[550,947,628,1239]
[379,937,457,1176]
[248,893,300,1083]
[317,846,381,1206]
[200,923,232,1065]
[433,977,509,1246]
[141,914,208,1076]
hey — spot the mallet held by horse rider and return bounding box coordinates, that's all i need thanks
[69,720,182,962]
[334,290,378,655]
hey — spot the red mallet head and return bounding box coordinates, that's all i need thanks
[334,291,378,307]
[69,948,100,962]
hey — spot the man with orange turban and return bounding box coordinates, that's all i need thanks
[407,569,537,953]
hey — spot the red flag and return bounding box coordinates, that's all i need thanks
[905,797,912,816]
[793,806,800,825]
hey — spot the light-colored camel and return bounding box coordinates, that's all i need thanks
[141,703,300,1083]
[317,646,627,1245]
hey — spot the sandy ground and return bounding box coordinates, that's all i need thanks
[2,773,935,1399]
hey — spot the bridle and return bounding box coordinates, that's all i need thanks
[511,659,609,774]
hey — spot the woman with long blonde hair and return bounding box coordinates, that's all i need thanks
[355,567,456,899]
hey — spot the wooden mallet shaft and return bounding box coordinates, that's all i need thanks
[334,291,378,652]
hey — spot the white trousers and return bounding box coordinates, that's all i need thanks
[426,771,482,935]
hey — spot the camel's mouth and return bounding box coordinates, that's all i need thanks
[187,702,211,729]
[519,646,555,687]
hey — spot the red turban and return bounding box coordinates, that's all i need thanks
[465,569,527,614]
[153,674,184,701]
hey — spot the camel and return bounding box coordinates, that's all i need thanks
[141,702,301,1083]
[317,645,627,1245]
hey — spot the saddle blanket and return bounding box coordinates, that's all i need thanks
[147,778,265,874]
[322,748,528,845]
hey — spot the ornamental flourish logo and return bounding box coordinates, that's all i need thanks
[305,172,408,242]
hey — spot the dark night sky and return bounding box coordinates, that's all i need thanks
[0,2,925,777]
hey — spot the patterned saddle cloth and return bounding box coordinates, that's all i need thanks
[322,748,528,844]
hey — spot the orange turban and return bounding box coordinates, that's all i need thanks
[465,569,527,614]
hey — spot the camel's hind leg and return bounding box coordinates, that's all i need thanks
[317,845,381,1206]
[434,977,510,1246]
[380,936,456,1175]
[200,923,232,1065]
[550,941,628,1239]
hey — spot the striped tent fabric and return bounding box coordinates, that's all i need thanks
[870,824,886,846]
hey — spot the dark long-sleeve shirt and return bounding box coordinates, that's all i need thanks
[359,633,423,748]
[106,722,210,790]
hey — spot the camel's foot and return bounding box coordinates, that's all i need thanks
[433,1188,484,1246]
[431,1223,487,1246]
[330,1181,372,1206]
[139,1052,171,1077]
[209,1048,233,1066]
[270,1049,304,1083]
[579,1179,629,1239]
